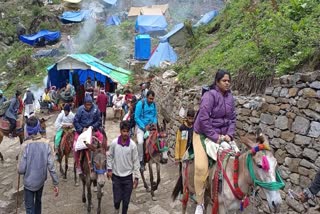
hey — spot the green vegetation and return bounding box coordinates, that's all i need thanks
[178,0,320,85]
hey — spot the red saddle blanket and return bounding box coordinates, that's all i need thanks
[0,115,23,130]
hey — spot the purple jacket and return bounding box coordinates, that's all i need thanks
[194,86,236,143]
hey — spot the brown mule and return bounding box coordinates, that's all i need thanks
[140,120,169,201]
[0,115,47,161]
[77,131,107,214]
[57,127,75,179]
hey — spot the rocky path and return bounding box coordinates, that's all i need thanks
[0,109,196,214]
[0,108,282,214]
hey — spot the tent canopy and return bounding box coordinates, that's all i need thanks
[60,10,90,24]
[128,7,141,17]
[144,42,178,70]
[63,0,82,3]
[159,23,184,42]
[19,30,61,46]
[102,0,117,5]
[128,4,168,17]
[194,10,219,27]
[47,54,131,89]
[141,8,163,15]
[135,15,167,34]
[105,15,121,26]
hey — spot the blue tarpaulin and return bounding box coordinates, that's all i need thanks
[19,30,61,46]
[159,23,184,42]
[194,10,219,27]
[105,15,121,26]
[102,0,117,5]
[144,42,177,70]
[135,15,167,34]
[59,10,90,24]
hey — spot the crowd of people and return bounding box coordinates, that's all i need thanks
[1,70,319,214]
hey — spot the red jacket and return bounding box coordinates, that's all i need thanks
[96,93,108,113]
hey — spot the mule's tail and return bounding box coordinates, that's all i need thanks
[171,174,183,201]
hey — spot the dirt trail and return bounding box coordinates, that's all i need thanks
[0,108,264,214]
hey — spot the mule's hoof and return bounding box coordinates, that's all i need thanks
[82,197,86,203]
[145,186,150,192]
[152,196,157,201]
[75,182,79,187]
[15,155,18,161]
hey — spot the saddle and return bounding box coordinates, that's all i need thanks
[0,115,23,131]
[143,128,159,163]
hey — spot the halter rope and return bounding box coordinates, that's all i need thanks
[246,153,285,190]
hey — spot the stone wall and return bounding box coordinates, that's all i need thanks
[151,70,320,213]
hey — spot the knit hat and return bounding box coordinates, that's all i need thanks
[64,104,71,112]
[84,94,93,103]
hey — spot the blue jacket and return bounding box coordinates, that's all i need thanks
[18,135,59,191]
[73,104,101,133]
[5,97,19,120]
[134,99,157,130]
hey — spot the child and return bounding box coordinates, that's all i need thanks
[175,109,195,174]
[107,121,140,214]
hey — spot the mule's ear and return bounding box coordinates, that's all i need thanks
[240,136,256,149]
[256,128,263,139]
[163,119,166,131]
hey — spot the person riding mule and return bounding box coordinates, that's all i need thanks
[54,104,75,160]
[73,95,104,175]
[134,90,157,171]
[172,130,285,214]
[4,90,22,138]
[192,70,237,214]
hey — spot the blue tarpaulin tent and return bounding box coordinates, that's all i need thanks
[194,10,219,27]
[19,30,61,46]
[47,54,131,89]
[59,10,90,24]
[102,0,117,5]
[144,42,177,70]
[159,23,184,42]
[135,15,167,34]
[105,15,121,26]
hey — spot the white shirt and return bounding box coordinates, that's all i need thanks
[112,94,124,109]
[54,110,75,130]
[107,137,140,179]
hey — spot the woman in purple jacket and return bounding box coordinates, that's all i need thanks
[193,69,236,214]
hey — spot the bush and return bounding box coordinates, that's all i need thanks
[178,0,320,85]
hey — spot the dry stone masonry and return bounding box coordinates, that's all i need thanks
[151,70,320,213]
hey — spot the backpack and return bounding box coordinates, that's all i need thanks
[0,100,11,116]
[141,98,155,117]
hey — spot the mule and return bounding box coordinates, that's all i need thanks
[140,120,169,201]
[0,115,47,161]
[172,129,284,214]
[56,127,74,179]
[76,131,107,214]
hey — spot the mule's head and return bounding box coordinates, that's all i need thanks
[242,129,283,213]
[157,120,169,164]
[93,147,107,187]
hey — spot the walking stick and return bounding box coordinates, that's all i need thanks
[16,174,20,214]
